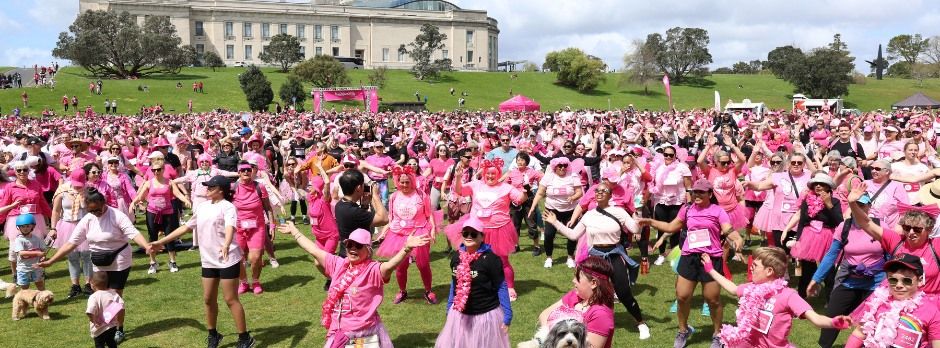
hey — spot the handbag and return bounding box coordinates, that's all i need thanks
[90,243,129,267]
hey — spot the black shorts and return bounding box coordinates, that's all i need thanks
[744,200,763,210]
[106,268,131,290]
[201,262,240,279]
[654,204,683,223]
[676,253,724,283]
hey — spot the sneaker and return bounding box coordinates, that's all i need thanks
[566,258,576,268]
[169,262,179,273]
[638,323,651,340]
[207,333,223,348]
[701,302,711,316]
[669,300,678,313]
[710,335,723,348]
[236,336,257,348]
[114,330,126,344]
[654,255,666,266]
[148,262,158,274]
[302,217,310,225]
[393,291,408,304]
[67,284,81,299]
[531,246,542,257]
[83,283,93,295]
[514,245,521,253]
[252,282,263,295]
[544,258,553,268]
[673,326,695,348]
[269,258,280,268]
[238,282,250,295]
[641,257,650,275]
[424,291,438,305]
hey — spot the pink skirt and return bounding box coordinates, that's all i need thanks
[725,203,749,230]
[324,322,393,348]
[790,225,834,262]
[376,225,432,258]
[445,216,518,257]
[4,214,48,241]
[434,307,510,348]
[116,197,133,218]
[54,220,89,251]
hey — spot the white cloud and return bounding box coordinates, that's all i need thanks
[27,0,79,27]
[3,47,54,68]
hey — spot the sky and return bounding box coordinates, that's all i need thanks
[3,0,940,72]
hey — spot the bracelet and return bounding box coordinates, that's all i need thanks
[403,247,413,254]
[292,233,302,240]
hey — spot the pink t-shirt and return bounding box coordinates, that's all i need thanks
[654,162,692,206]
[561,290,614,348]
[708,167,741,211]
[323,255,386,334]
[867,180,909,230]
[678,204,730,257]
[460,181,524,229]
[429,158,455,188]
[68,208,140,272]
[232,181,269,224]
[540,172,581,211]
[880,228,940,294]
[833,222,886,268]
[185,200,242,269]
[387,191,431,235]
[364,154,395,180]
[86,289,123,337]
[505,167,542,189]
[861,296,940,348]
[743,166,771,201]
[735,284,812,347]
[308,193,338,240]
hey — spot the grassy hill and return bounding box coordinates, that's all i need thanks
[2,66,940,115]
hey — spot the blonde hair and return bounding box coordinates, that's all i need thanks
[752,247,788,277]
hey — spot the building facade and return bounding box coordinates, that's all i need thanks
[78,0,499,71]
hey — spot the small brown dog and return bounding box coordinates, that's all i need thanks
[6,284,54,320]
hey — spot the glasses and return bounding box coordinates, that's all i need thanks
[344,240,365,250]
[901,225,925,234]
[461,156,471,160]
[286,162,296,166]
[563,145,573,149]
[88,170,100,175]
[871,167,886,172]
[555,164,568,168]
[110,148,120,151]
[688,190,709,195]
[887,276,916,287]
[222,144,232,147]
[108,161,119,164]
[663,153,676,158]
[790,161,804,166]
[238,168,252,173]
[500,138,510,142]
[343,163,356,169]
[719,161,731,166]
[595,188,611,194]
[461,230,481,239]
[14,168,27,173]
[770,160,782,165]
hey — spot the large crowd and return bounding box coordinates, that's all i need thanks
[2,105,940,348]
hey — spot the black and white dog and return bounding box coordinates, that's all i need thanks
[518,319,587,348]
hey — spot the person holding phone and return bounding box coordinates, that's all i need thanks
[334,169,389,257]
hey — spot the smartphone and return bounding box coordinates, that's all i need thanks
[278,218,285,225]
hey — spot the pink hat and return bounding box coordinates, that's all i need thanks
[863,125,873,133]
[347,228,372,245]
[343,154,360,166]
[691,178,713,191]
[463,218,485,233]
[69,169,86,188]
[152,137,171,148]
[310,176,325,193]
[197,153,212,163]
[601,167,621,183]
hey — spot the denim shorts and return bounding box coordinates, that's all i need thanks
[16,268,44,286]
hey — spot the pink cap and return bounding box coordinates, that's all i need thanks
[348,228,372,245]
[343,154,360,165]
[601,167,621,183]
[463,217,485,233]
[69,169,86,188]
[691,178,713,191]
[152,137,171,148]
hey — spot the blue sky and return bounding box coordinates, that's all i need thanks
[3,0,940,72]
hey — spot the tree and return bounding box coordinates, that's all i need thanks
[620,39,659,94]
[543,48,606,92]
[204,51,226,71]
[239,65,274,111]
[887,34,929,65]
[644,27,713,82]
[829,33,849,52]
[279,74,307,111]
[522,62,539,72]
[713,67,734,74]
[790,47,855,98]
[924,35,940,64]
[766,45,807,81]
[887,61,912,78]
[732,61,758,74]
[398,24,452,80]
[748,60,763,73]
[293,55,350,88]
[259,33,303,72]
[53,10,193,78]
[368,66,388,89]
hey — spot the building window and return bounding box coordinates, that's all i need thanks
[224,22,233,38]
[279,23,287,35]
[381,48,389,61]
[315,25,322,41]
[331,25,339,42]
[243,22,252,38]
[195,21,204,36]
[299,46,306,58]
[466,30,474,47]
[398,49,405,62]
[467,50,474,64]
[195,44,205,54]
[315,47,322,56]
[442,49,449,60]
[332,47,340,56]
[297,24,305,39]
[226,45,234,60]
[245,45,253,60]
[262,23,270,39]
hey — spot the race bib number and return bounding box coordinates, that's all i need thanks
[309,217,318,226]
[904,183,921,193]
[476,209,493,218]
[753,309,774,335]
[781,202,798,213]
[686,229,712,249]
[240,220,258,229]
[552,187,569,196]
[892,324,922,348]
[19,204,36,215]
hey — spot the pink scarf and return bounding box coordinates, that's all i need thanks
[802,192,825,218]
[719,278,789,348]
[652,160,679,195]
[452,249,482,312]
[321,261,369,329]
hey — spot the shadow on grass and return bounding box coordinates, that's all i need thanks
[125,276,158,288]
[253,320,311,347]
[143,74,209,81]
[130,317,204,338]
[620,89,664,97]
[47,311,71,320]
[676,77,716,88]
[394,332,440,346]
[270,255,309,267]
[514,279,563,296]
[263,274,315,292]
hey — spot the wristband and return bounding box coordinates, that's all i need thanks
[703,261,714,273]
[832,317,850,330]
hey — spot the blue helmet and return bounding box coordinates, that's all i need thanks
[16,214,35,226]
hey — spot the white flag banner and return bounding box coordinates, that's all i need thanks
[714,91,721,112]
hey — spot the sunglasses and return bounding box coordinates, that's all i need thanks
[688,190,709,195]
[286,162,296,166]
[901,225,925,234]
[88,170,101,175]
[108,161,119,164]
[344,240,366,250]
[238,168,252,173]
[595,188,611,194]
[461,230,481,239]
[563,145,573,149]
[343,163,355,169]
[110,148,120,151]
[555,164,568,168]
[14,168,27,173]
[500,138,510,142]
[770,160,782,165]
[663,152,676,158]
[887,276,916,287]
[719,161,731,166]
[871,167,886,172]
[790,161,804,165]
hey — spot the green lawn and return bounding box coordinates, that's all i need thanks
[0,215,844,348]
[1,67,939,115]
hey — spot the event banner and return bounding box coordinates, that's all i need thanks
[312,88,379,114]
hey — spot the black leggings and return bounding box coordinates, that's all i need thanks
[818,285,873,348]
[636,204,653,258]
[290,199,307,217]
[654,204,683,254]
[145,211,180,242]
[511,196,538,240]
[543,209,575,257]
[594,246,644,323]
[94,327,118,348]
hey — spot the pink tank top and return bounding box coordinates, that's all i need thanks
[147,179,174,214]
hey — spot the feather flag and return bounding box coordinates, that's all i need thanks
[662,74,672,108]
[714,90,721,112]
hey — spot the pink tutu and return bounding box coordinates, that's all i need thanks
[278,180,295,201]
[752,196,774,232]
[790,224,834,262]
[434,307,510,348]
[4,214,48,241]
[725,203,749,230]
[445,216,518,257]
[375,226,432,258]
[54,220,89,251]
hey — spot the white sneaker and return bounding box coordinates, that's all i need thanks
[169,262,179,273]
[638,323,651,340]
[566,258,576,268]
[654,255,666,266]
[269,258,280,268]
[544,258,553,268]
[148,263,158,274]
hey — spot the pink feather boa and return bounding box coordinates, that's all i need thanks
[719,278,790,348]
[856,284,925,348]
[801,191,825,218]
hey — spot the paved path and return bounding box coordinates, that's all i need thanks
[4,68,39,87]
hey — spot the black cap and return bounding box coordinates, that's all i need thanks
[201,175,232,188]
[26,137,43,145]
[885,254,924,276]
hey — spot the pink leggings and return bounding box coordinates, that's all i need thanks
[500,255,515,289]
[395,245,433,292]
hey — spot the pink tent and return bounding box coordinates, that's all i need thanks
[499,95,540,112]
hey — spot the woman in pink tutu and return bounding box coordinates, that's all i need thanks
[780,172,843,299]
[50,170,92,298]
[173,153,237,210]
[376,165,438,305]
[747,152,812,249]
[445,157,526,301]
[0,160,52,274]
[435,218,512,348]
[103,154,137,218]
